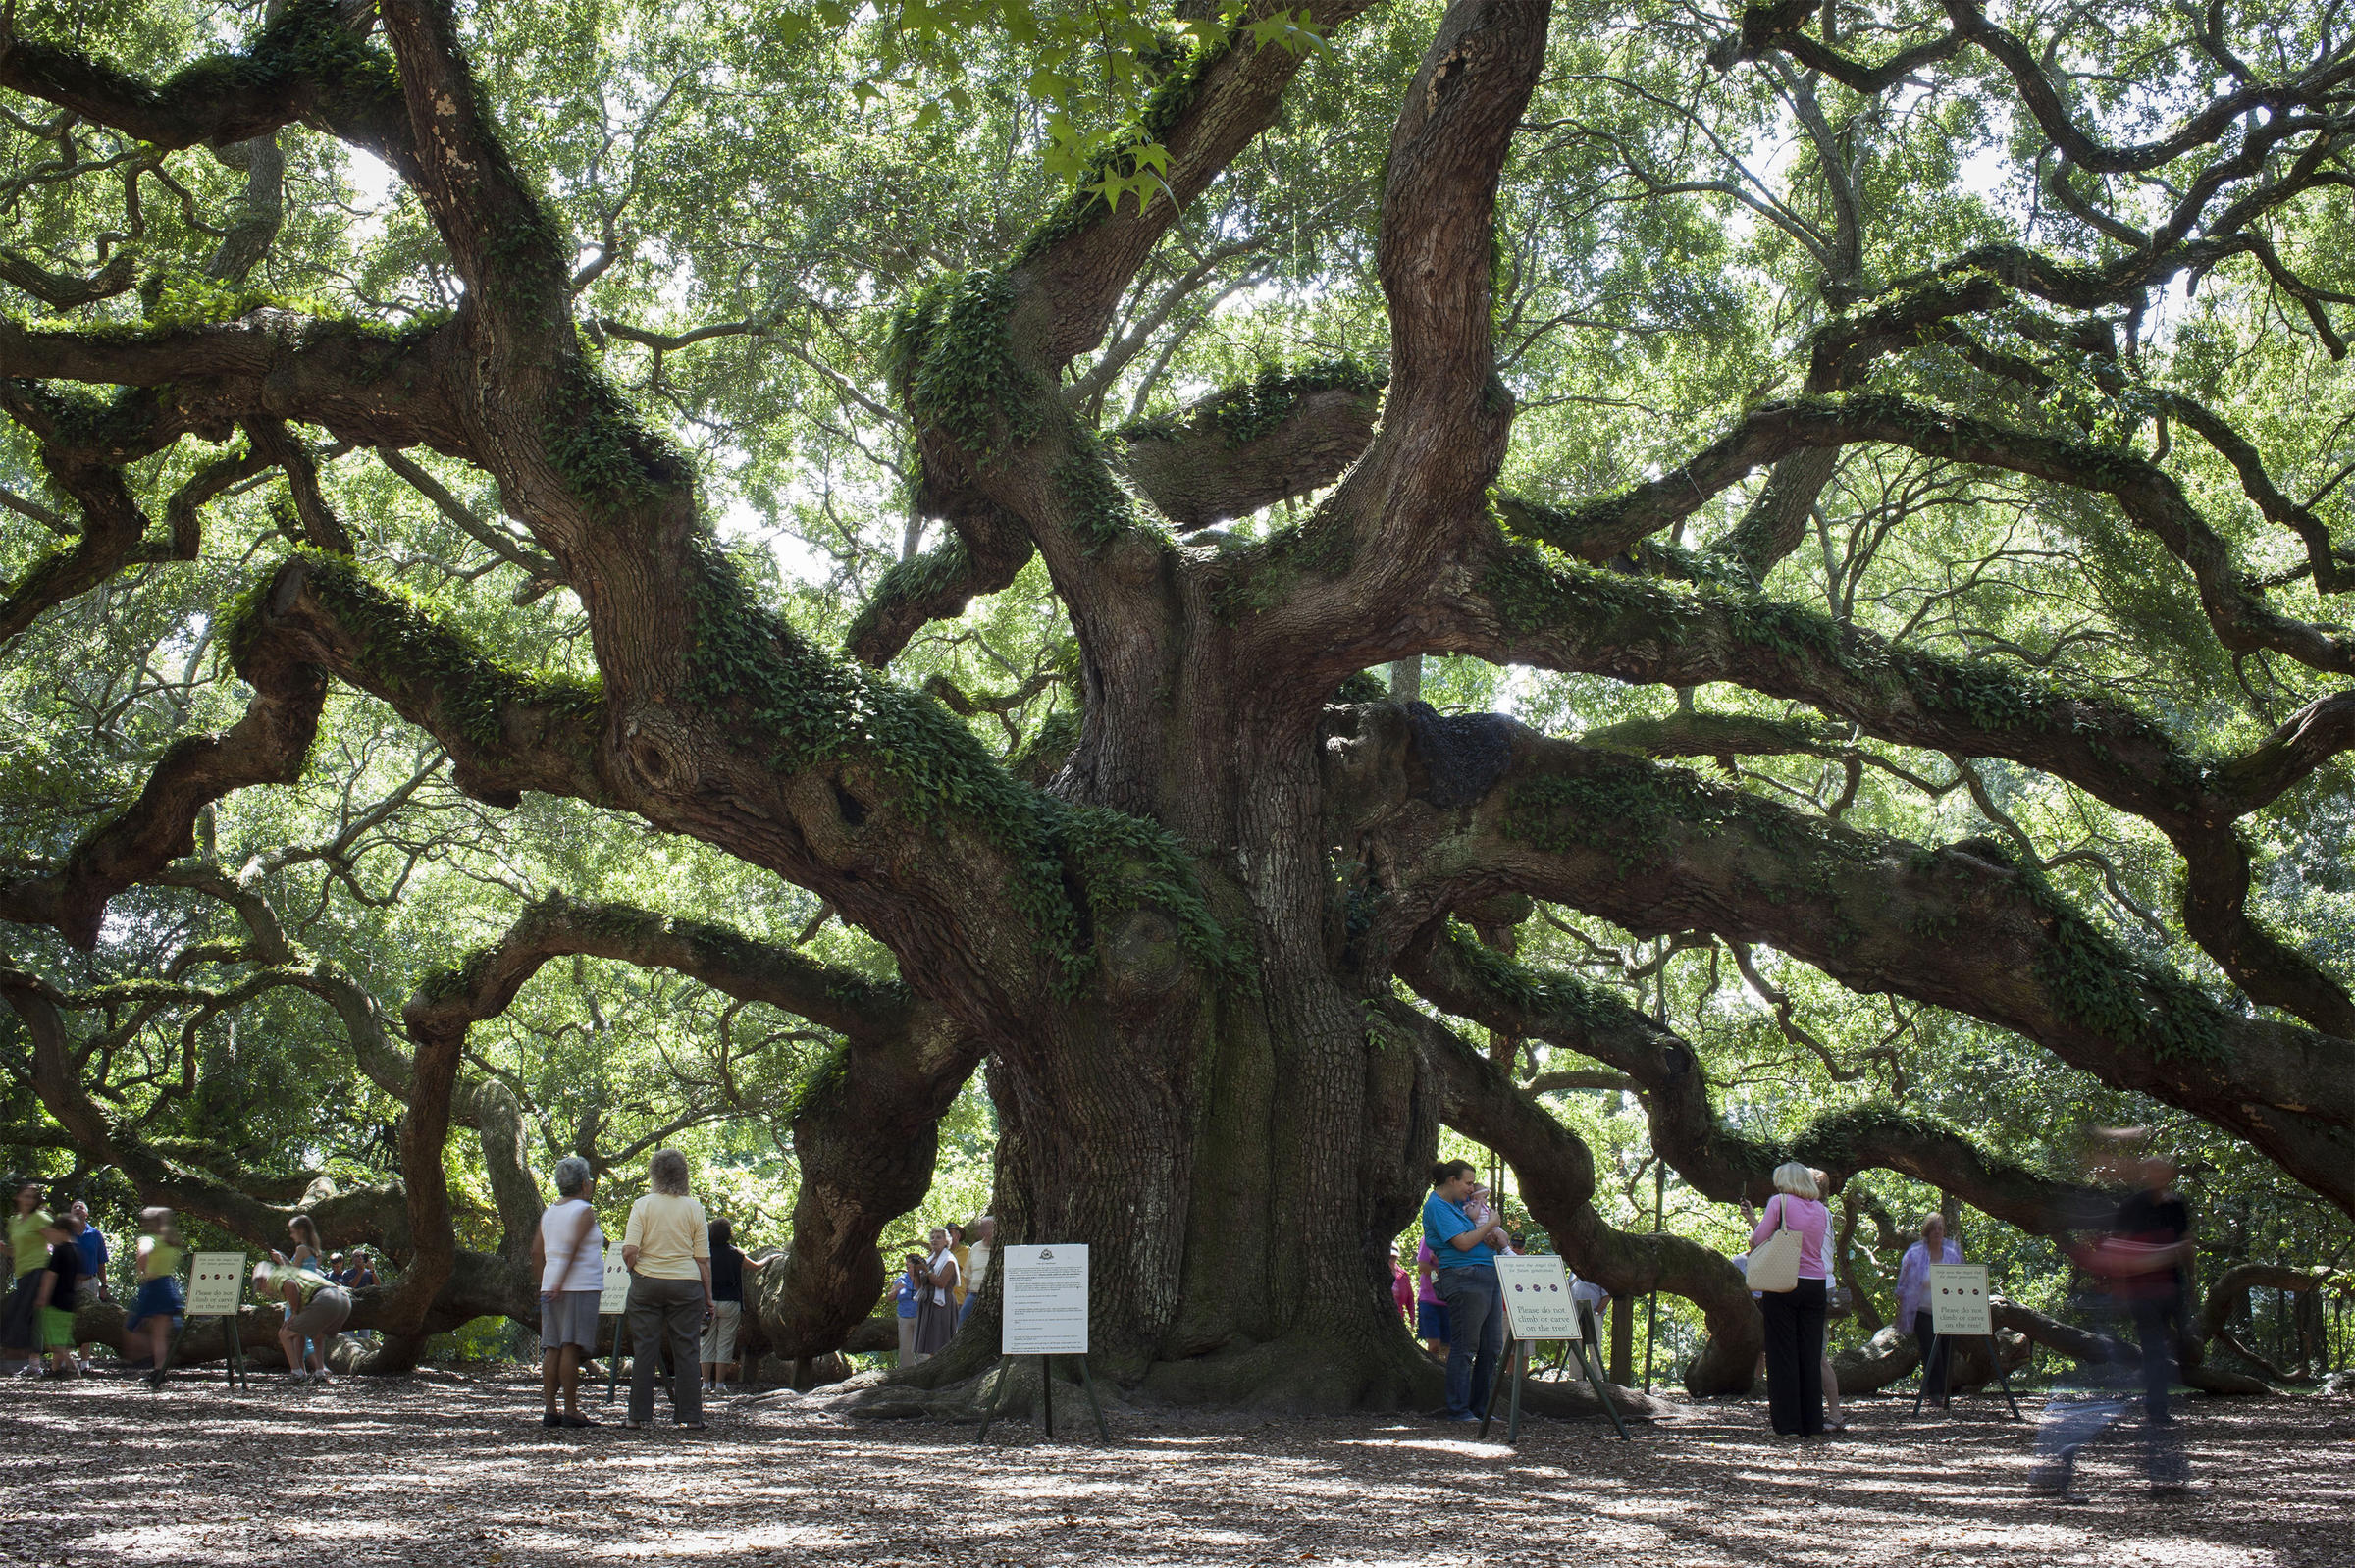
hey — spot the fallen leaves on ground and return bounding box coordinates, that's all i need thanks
[2,1370,2348,1566]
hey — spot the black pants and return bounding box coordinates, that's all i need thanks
[1759,1278,1826,1436]
[1911,1310,1951,1403]
[2131,1294,2183,1421]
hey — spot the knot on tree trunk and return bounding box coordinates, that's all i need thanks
[618,707,699,794]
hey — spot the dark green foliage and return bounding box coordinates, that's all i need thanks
[684,544,1234,996]
[1061,804,1249,983]
[542,360,692,514]
[1214,510,1355,620]
[1012,26,1237,264]
[845,536,974,653]
[1331,670,1389,704]
[1052,444,1143,549]
[1500,749,1882,878]
[1448,921,1629,1032]
[785,1042,854,1122]
[888,270,1041,461]
[1205,358,1384,446]
[1009,707,1080,785]
[1981,846,2228,1064]
[222,549,602,754]
[1481,532,2190,758]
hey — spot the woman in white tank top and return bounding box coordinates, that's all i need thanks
[531,1157,605,1427]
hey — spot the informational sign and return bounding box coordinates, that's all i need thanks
[186,1252,248,1316]
[1928,1262,1993,1335]
[1001,1244,1088,1356]
[599,1247,631,1316]
[1493,1255,1581,1341]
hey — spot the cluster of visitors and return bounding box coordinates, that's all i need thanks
[1,1185,128,1380]
[896,1215,993,1365]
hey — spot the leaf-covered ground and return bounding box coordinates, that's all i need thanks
[4,1371,2349,1566]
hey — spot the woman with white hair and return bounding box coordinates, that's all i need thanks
[531,1154,604,1429]
[912,1226,961,1358]
[1748,1161,1832,1437]
[1894,1210,1962,1408]
[621,1148,711,1432]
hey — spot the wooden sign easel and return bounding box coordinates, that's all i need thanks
[1910,1263,2020,1421]
[1481,1333,1631,1443]
[1909,1333,2022,1420]
[598,1247,631,1404]
[1481,1258,1631,1443]
[153,1252,249,1391]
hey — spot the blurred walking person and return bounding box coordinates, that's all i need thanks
[2028,1140,2195,1497]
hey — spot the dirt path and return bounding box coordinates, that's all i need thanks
[3,1372,2348,1566]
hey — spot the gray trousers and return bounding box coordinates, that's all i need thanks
[627,1276,705,1426]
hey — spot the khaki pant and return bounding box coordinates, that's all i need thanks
[627,1276,704,1426]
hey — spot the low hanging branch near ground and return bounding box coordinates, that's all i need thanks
[1397,921,2105,1230]
[404,892,986,1362]
[1385,997,1763,1397]
[1324,702,2355,1220]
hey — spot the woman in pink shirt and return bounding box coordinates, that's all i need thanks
[1748,1161,1832,1437]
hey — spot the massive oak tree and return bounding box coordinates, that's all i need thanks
[3,0,2354,1404]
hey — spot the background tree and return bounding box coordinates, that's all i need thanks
[3,0,2353,1404]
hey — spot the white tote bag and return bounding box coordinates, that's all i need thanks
[1744,1200,1802,1294]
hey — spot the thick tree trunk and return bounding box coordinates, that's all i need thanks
[896,927,1444,1411]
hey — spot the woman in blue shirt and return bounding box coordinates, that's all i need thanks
[1421,1159,1506,1422]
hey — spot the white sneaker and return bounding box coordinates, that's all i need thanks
[314,1370,334,1386]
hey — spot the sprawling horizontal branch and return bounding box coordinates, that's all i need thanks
[0,0,409,158]
[1387,996,1760,1396]
[0,646,325,950]
[1446,526,2355,1037]
[1501,393,2355,677]
[1723,0,2355,178]
[1116,373,1382,531]
[230,551,610,810]
[0,957,412,1256]
[847,498,1035,669]
[1323,704,2355,1217]
[402,892,914,1048]
[1399,923,2101,1230]
[0,248,137,310]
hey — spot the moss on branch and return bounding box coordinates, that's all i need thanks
[222,549,602,757]
[888,270,1042,462]
[685,544,1236,995]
